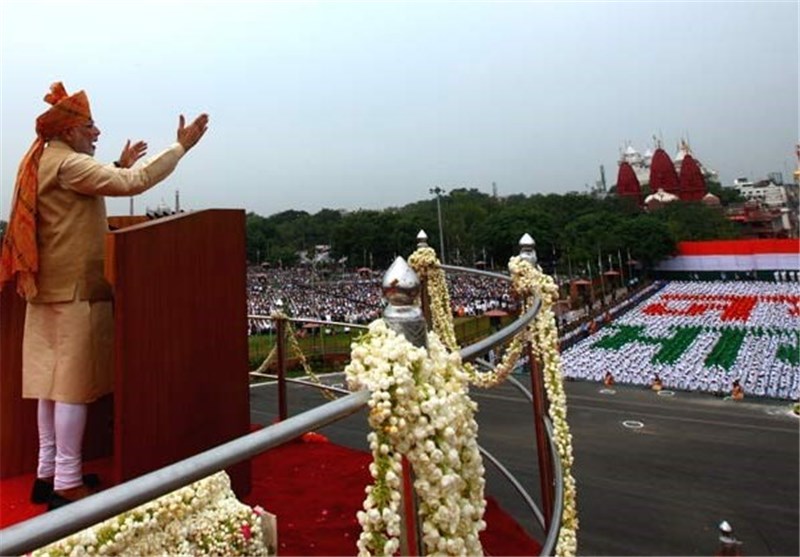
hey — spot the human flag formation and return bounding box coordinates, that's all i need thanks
[561,281,800,400]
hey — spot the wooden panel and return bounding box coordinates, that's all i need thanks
[109,209,251,495]
[0,288,37,477]
[0,290,112,478]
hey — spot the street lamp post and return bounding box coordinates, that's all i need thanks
[429,187,446,264]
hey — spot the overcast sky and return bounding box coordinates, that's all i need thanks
[1,1,797,220]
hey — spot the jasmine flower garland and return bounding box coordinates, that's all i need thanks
[408,246,579,556]
[408,247,525,388]
[509,256,579,557]
[33,472,270,557]
[346,320,487,556]
[408,247,460,350]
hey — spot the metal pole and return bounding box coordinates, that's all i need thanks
[437,194,445,263]
[528,344,555,530]
[0,390,371,556]
[515,233,555,531]
[400,457,421,556]
[276,316,288,421]
[598,249,606,305]
[429,187,446,264]
[382,254,427,552]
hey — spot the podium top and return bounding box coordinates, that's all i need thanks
[108,209,244,235]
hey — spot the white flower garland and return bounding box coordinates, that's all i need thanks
[33,472,271,557]
[508,256,579,557]
[346,320,487,556]
[408,247,579,556]
[408,247,460,350]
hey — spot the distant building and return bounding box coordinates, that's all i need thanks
[726,200,795,239]
[616,138,719,206]
[734,179,789,208]
[794,144,800,185]
[644,188,680,211]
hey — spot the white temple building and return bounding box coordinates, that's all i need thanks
[618,138,719,187]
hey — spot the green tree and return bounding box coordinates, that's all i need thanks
[653,202,739,241]
[613,215,676,270]
[707,181,743,205]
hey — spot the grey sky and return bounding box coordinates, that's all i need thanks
[1,1,797,220]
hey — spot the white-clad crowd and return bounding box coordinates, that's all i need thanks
[246,268,516,333]
[562,281,800,400]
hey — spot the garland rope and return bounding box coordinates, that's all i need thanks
[251,312,335,401]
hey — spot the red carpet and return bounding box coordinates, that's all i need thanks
[1,436,541,556]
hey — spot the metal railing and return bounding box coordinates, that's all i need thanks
[0,391,371,556]
[1,235,565,556]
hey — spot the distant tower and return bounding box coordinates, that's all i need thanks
[492,181,498,198]
[616,162,643,207]
[679,155,707,201]
[599,165,607,192]
[650,148,680,196]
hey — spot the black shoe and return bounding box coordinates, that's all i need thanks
[47,492,73,511]
[30,478,53,504]
[31,473,101,504]
[47,483,96,511]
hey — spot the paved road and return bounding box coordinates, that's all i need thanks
[249,375,799,556]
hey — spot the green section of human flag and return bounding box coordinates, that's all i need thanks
[777,335,799,365]
[703,328,746,370]
[592,325,702,365]
[593,325,800,370]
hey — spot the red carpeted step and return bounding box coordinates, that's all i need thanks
[0,458,113,528]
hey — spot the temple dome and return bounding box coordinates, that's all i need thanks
[645,188,680,208]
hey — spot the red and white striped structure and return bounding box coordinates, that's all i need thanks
[656,239,800,272]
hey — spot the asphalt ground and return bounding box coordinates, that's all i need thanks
[249,375,799,556]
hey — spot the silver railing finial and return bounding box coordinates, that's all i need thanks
[519,233,538,266]
[382,256,427,347]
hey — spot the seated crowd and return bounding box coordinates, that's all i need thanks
[246,268,798,401]
[246,267,517,333]
[561,281,800,401]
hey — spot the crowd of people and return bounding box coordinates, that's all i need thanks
[247,268,799,401]
[561,281,800,401]
[248,268,383,327]
[246,267,517,333]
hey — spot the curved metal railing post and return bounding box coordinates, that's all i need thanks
[519,233,556,530]
[275,314,288,421]
[382,256,427,349]
[0,390,371,556]
[528,343,555,529]
[416,230,433,328]
[381,255,426,555]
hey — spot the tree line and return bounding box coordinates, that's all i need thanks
[245,183,741,276]
[0,184,739,278]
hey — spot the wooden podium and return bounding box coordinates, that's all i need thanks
[0,209,251,495]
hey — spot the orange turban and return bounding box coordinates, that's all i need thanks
[0,82,93,299]
[36,82,92,139]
